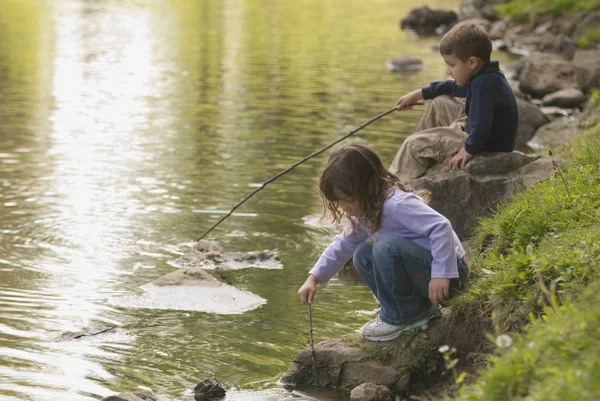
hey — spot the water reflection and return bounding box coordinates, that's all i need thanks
[0,0,512,399]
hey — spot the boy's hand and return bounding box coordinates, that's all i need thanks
[298,275,319,305]
[429,278,450,307]
[448,147,473,169]
[396,89,424,110]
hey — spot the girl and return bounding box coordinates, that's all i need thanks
[297,143,468,342]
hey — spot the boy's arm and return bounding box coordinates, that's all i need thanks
[308,225,368,284]
[464,84,495,154]
[422,80,467,99]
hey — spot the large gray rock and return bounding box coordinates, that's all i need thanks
[280,336,417,393]
[573,49,600,93]
[519,53,577,98]
[351,383,394,401]
[527,118,580,149]
[458,0,501,20]
[516,98,551,148]
[408,152,554,239]
[400,6,458,36]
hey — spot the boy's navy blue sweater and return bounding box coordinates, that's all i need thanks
[421,61,519,155]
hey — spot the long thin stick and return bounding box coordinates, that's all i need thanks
[197,107,398,241]
[308,304,321,390]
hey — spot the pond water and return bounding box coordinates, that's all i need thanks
[0,1,511,400]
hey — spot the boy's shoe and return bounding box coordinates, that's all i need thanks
[359,307,442,342]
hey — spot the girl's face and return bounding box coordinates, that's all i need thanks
[334,189,362,217]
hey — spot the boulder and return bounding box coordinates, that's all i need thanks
[541,88,587,108]
[516,98,551,148]
[408,152,554,239]
[573,49,600,93]
[527,118,580,149]
[488,19,509,40]
[400,6,458,36]
[519,53,577,98]
[280,335,421,393]
[386,54,423,72]
[194,379,226,400]
[351,383,394,401]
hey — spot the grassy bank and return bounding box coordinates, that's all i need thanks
[496,0,600,22]
[436,116,600,399]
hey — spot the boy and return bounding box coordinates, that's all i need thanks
[389,22,519,182]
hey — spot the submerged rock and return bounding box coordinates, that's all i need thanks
[112,267,266,314]
[408,152,554,239]
[177,240,281,270]
[194,378,226,400]
[386,55,423,72]
[103,390,161,401]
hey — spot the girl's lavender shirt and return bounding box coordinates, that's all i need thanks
[309,189,466,284]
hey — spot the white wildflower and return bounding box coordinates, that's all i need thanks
[496,334,513,349]
[438,345,450,353]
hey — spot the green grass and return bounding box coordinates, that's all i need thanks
[496,0,600,22]
[575,25,600,48]
[438,111,600,400]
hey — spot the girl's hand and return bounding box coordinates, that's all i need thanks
[298,275,319,305]
[395,89,424,110]
[429,278,450,307]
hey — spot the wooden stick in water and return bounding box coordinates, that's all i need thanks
[308,304,321,390]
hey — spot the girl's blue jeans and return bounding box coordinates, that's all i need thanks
[353,234,469,326]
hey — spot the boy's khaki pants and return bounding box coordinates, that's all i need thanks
[389,95,468,182]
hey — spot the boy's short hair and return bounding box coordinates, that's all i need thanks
[439,22,492,63]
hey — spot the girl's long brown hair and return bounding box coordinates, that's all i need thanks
[319,143,430,233]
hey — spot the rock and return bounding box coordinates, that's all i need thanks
[519,53,576,98]
[516,98,551,148]
[488,20,509,40]
[458,0,501,20]
[541,88,587,108]
[350,383,393,401]
[572,12,600,40]
[151,267,222,287]
[400,6,458,36]
[500,29,575,59]
[573,49,600,93]
[527,118,580,149]
[280,337,412,392]
[194,378,226,400]
[386,55,423,72]
[103,391,160,401]
[459,17,491,32]
[111,267,266,314]
[537,34,576,60]
[540,106,574,118]
[177,240,280,270]
[408,152,554,238]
